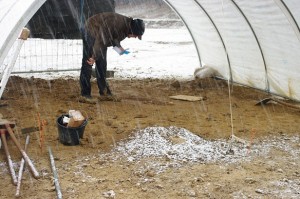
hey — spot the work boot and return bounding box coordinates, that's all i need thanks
[78,96,97,104]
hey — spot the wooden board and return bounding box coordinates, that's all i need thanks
[169,95,204,102]
[0,119,16,128]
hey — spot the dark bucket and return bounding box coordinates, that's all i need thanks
[56,114,88,146]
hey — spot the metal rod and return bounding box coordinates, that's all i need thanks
[15,135,30,197]
[0,130,17,185]
[11,68,80,74]
[48,147,62,199]
[271,98,300,110]
[5,124,40,179]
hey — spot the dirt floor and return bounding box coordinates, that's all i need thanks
[0,76,299,198]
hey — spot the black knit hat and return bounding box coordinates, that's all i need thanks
[131,19,145,40]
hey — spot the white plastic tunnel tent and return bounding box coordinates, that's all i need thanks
[0,0,300,101]
[164,0,300,102]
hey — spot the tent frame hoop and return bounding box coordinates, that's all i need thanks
[230,0,269,92]
[164,0,202,68]
[274,0,300,42]
[193,0,232,82]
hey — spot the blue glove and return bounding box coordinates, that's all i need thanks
[121,50,130,55]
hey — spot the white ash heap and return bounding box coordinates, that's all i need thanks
[110,126,273,164]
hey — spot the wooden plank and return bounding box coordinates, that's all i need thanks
[169,95,204,102]
[0,119,16,128]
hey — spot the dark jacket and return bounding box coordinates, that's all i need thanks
[85,12,132,59]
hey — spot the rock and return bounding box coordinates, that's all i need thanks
[141,187,147,192]
[191,177,204,187]
[66,187,75,193]
[63,167,71,172]
[156,184,163,189]
[146,170,155,177]
[187,190,197,197]
[115,129,124,134]
[245,178,256,184]
[45,186,56,192]
[255,189,264,194]
[103,190,115,198]
[97,178,107,184]
[277,168,283,173]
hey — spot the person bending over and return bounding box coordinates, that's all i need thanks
[80,12,145,103]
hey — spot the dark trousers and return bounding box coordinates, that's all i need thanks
[80,30,111,97]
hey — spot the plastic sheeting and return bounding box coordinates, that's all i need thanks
[165,0,300,101]
[0,0,300,101]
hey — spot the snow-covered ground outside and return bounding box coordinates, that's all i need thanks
[4,28,199,80]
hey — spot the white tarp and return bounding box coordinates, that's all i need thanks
[0,0,300,101]
[166,0,300,101]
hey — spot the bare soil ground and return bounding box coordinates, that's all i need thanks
[0,76,299,198]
